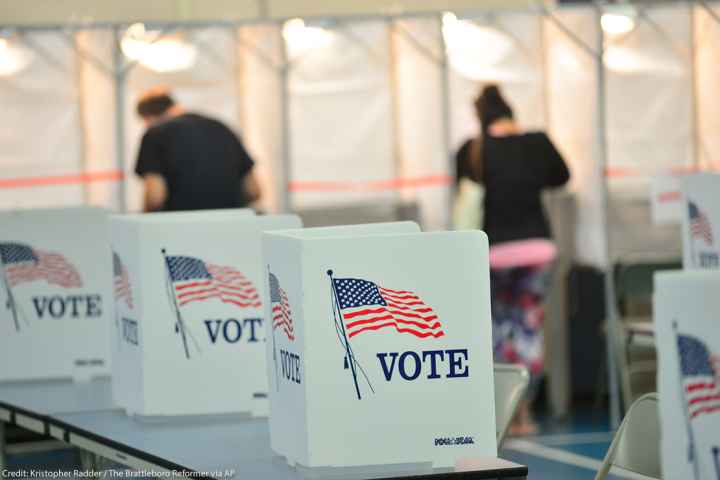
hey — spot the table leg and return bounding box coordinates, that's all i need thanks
[78,449,94,470]
[0,421,6,470]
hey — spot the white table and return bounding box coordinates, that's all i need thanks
[0,379,528,479]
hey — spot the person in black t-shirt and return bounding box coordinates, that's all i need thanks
[456,85,570,436]
[134,89,261,212]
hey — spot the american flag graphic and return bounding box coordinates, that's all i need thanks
[677,334,720,420]
[113,252,133,309]
[333,277,444,339]
[0,242,82,288]
[689,201,713,246]
[269,272,294,341]
[166,255,260,309]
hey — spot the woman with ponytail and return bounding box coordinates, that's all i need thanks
[456,85,570,435]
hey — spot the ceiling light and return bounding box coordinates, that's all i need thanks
[601,6,637,37]
[282,18,334,58]
[121,23,197,73]
[0,38,35,77]
[442,12,514,80]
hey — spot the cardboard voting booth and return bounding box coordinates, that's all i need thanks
[681,173,720,269]
[650,174,683,225]
[654,271,720,480]
[110,213,301,417]
[127,209,256,221]
[263,223,496,468]
[0,207,112,381]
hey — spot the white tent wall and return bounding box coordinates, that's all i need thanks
[77,31,120,211]
[0,32,84,209]
[237,24,285,214]
[606,5,694,183]
[603,5,693,261]
[392,17,449,231]
[287,20,397,209]
[448,12,546,152]
[696,3,720,171]
[544,8,604,267]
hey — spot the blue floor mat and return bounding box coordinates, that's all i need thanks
[556,442,612,461]
[7,449,79,471]
[503,448,598,480]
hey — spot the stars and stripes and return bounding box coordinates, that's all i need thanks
[0,242,82,288]
[269,272,294,341]
[113,252,133,309]
[166,255,261,309]
[677,334,720,420]
[332,277,444,339]
[689,201,713,246]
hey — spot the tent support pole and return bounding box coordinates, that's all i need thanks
[542,6,598,58]
[689,4,701,169]
[278,24,291,213]
[112,26,127,213]
[388,21,404,210]
[438,15,453,230]
[594,4,621,429]
[698,0,720,26]
[393,20,443,66]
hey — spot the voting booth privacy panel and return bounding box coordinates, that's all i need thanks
[681,173,720,269]
[1,3,719,266]
[109,212,301,417]
[654,271,720,480]
[0,207,113,381]
[262,222,496,468]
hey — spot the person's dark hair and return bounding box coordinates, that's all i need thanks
[136,93,176,118]
[463,85,514,182]
[474,85,513,133]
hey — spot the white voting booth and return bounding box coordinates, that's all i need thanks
[681,173,720,269]
[110,212,301,417]
[262,222,496,469]
[652,173,720,479]
[0,207,113,381]
[655,271,720,480]
[650,174,683,226]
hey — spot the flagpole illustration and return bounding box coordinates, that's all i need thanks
[0,260,20,332]
[328,270,362,400]
[688,199,699,267]
[674,321,701,480]
[269,265,279,392]
[114,301,122,347]
[712,446,720,480]
[162,249,191,360]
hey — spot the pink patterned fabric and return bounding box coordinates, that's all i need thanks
[489,238,557,269]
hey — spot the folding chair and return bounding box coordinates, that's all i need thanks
[594,393,661,480]
[493,363,529,448]
[613,257,680,411]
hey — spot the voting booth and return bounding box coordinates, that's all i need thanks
[650,174,683,226]
[262,222,496,468]
[654,271,720,480]
[110,212,301,417]
[0,207,113,381]
[681,173,720,269]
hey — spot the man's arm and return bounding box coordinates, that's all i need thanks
[243,170,261,204]
[136,129,169,211]
[142,173,168,212]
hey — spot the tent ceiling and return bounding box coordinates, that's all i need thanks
[0,0,260,27]
[265,0,536,19]
[0,0,539,28]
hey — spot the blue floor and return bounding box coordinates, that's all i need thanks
[7,448,79,471]
[500,408,623,479]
